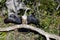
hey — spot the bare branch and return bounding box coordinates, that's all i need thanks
[0,24,60,40]
[56,5,60,10]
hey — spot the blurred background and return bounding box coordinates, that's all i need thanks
[0,0,60,40]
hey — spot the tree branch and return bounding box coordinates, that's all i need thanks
[0,24,60,40]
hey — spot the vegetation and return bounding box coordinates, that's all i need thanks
[0,0,60,40]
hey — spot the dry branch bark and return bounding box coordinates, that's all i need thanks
[0,24,60,40]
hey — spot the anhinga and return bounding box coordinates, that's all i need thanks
[4,0,28,24]
[4,14,22,24]
[27,12,40,26]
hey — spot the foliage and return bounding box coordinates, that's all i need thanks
[0,0,6,8]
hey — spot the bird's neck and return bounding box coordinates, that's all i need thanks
[22,14,27,19]
[22,14,27,24]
